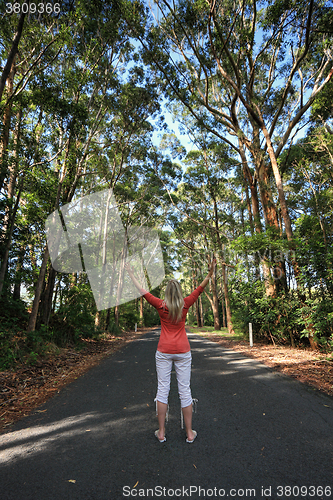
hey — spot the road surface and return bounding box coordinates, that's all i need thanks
[1,328,332,499]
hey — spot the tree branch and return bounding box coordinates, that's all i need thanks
[0,12,25,102]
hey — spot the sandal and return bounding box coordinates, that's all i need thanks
[186,430,197,443]
[155,430,166,443]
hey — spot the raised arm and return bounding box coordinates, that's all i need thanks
[199,257,216,289]
[125,263,162,309]
[124,263,145,292]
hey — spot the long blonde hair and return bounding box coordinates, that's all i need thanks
[164,279,184,323]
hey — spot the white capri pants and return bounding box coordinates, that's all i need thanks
[155,350,192,408]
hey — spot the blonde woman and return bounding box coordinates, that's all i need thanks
[125,258,216,444]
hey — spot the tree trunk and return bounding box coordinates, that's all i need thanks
[41,267,57,326]
[239,139,260,234]
[239,139,275,291]
[192,266,200,326]
[140,295,144,326]
[221,257,234,335]
[199,294,204,327]
[0,12,25,102]
[0,176,24,297]
[0,104,22,297]
[261,125,293,240]
[27,246,49,332]
[9,105,23,298]
[256,161,286,296]
[2,105,21,243]
[244,184,254,235]
[211,269,220,330]
[95,310,101,329]
[257,160,279,229]
[0,56,16,194]
[113,232,128,327]
[221,292,226,328]
[13,244,25,300]
[194,292,200,327]
[114,305,119,326]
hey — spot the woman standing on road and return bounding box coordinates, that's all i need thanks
[125,258,216,444]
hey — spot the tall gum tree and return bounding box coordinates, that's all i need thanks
[120,0,333,347]
[121,0,333,288]
[0,0,165,332]
[166,143,238,332]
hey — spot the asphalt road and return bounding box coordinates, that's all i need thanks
[1,328,333,500]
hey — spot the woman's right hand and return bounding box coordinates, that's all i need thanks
[124,263,133,273]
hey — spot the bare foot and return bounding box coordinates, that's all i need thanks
[187,430,195,441]
[187,429,197,442]
[156,429,165,441]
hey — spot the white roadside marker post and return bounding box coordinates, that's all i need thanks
[135,323,137,332]
[249,323,253,347]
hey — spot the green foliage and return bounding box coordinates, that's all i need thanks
[143,307,160,327]
[202,308,216,328]
[295,214,333,294]
[0,296,29,329]
[231,281,300,345]
[117,302,141,330]
[107,322,122,336]
[0,328,22,370]
[230,278,333,349]
[311,75,333,123]
[52,283,97,343]
[0,322,57,370]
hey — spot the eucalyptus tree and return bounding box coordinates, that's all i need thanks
[0,0,80,302]
[280,129,333,294]
[0,0,173,336]
[31,76,169,332]
[31,54,180,333]
[120,0,333,283]
[21,10,131,330]
[165,140,240,332]
[169,203,220,328]
[0,0,78,191]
